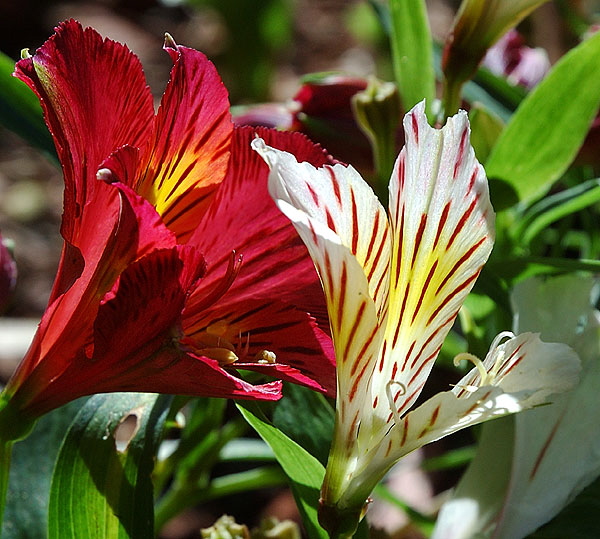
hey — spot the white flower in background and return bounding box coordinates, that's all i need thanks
[434,274,597,539]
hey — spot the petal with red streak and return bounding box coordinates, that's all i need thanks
[5,179,179,403]
[187,127,334,327]
[253,136,391,412]
[135,40,233,241]
[377,101,495,421]
[183,297,336,396]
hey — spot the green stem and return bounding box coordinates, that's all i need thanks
[371,131,396,206]
[442,76,464,120]
[0,438,14,533]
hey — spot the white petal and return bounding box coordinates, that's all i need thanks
[252,138,391,430]
[454,333,580,401]
[377,333,580,466]
[372,101,495,424]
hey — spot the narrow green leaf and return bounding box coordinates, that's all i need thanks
[491,256,600,283]
[237,402,328,539]
[272,383,334,466]
[2,400,82,538]
[519,178,600,246]
[0,51,55,157]
[486,31,600,207]
[48,393,171,539]
[389,0,435,113]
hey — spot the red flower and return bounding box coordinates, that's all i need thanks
[0,20,334,422]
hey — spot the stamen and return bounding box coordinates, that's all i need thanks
[236,331,251,359]
[201,348,239,365]
[96,168,115,183]
[454,352,489,385]
[385,380,407,427]
[186,251,243,316]
[164,33,177,50]
[489,331,515,352]
[254,350,277,364]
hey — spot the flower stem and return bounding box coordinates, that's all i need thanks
[0,438,14,533]
[441,76,464,120]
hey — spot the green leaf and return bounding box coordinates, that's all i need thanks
[517,178,600,247]
[0,51,55,157]
[48,393,171,539]
[486,31,600,207]
[491,256,600,283]
[389,0,435,114]
[237,402,328,539]
[2,400,82,538]
[272,383,334,466]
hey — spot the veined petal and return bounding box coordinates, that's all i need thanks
[253,138,391,421]
[253,138,391,317]
[187,127,333,326]
[182,298,335,395]
[376,101,494,423]
[11,245,280,417]
[452,332,579,401]
[368,333,580,477]
[182,128,336,395]
[135,38,233,241]
[4,179,179,404]
[13,19,154,247]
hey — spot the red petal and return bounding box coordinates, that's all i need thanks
[10,246,280,417]
[13,20,154,247]
[183,298,336,396]
[134,40,233,241]
[5,180,177,398]
[187,127,333,325]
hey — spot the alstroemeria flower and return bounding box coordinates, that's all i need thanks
[253,101,580,536]
[0,20,334,430]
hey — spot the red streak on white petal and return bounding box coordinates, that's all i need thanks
[446,197,478,251]
[347,300,368,374]
[350,189,359,254]
[411,214,428,268]
[327,167,342,206]
[337,263,348,332]
[433,202,451,250]
[452,128,469,180]
[307,182,320,205]
[411,112,419,143]
[411,259,439,325]
[325,207,337,232]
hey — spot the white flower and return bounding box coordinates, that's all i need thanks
[253,102,579,536]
